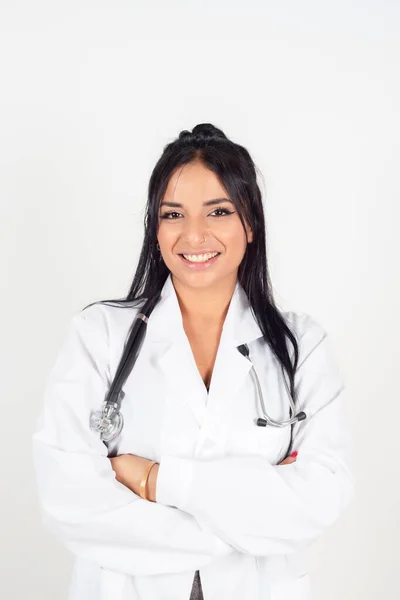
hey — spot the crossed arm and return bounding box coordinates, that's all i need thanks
[32,307,354,577]
[109,450,298,503]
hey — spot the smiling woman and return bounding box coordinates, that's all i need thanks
[32,122,354,600]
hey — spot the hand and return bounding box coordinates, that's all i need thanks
[110,454,159,501]
[279,451,298,465]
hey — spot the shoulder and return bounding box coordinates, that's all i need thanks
[281,310,344,387]
[281,309,327,341]
[280,310,332,366]
[72,300,144,346]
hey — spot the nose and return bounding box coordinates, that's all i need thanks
[181,218,209,245]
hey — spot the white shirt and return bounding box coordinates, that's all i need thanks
[32,273,354,600]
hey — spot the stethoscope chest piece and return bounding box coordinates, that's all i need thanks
[89,394,125,442]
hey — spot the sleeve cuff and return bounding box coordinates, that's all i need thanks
[155,454,194,509]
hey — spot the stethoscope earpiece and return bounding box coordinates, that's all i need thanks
[238,344,307,428]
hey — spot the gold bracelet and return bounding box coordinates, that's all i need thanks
[139,460,158,500]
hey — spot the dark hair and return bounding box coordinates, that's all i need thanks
[84,122,300,441]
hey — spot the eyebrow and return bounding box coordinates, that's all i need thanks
[159,197,233,209]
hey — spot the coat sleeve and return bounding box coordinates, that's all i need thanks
[156,315,355,557]
[32,307,234,577]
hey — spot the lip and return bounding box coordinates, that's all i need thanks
[178,252,221,270]
[179,251,220,255]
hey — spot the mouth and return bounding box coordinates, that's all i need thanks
[178,252,221,269]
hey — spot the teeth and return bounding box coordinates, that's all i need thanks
[182,252,219,263]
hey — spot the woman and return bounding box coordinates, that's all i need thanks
[32,123,354,600]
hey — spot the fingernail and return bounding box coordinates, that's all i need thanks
[291,451,298,457]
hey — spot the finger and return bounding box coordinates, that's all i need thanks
[279,456,297,465]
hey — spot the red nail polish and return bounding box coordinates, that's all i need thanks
[291,451,298,457]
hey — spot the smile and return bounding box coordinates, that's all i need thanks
[182,252,219,262]
[179,252,221,269]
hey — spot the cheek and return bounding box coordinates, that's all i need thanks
[224,227,248,257]
[157,223,178,246]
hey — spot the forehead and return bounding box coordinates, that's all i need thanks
[163,161,228,203]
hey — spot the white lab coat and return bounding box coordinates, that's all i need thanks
[32,273,354,600]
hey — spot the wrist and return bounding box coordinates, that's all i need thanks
[146,462,159,502]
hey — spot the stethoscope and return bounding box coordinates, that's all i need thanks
[89,299,307,444]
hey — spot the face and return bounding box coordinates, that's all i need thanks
[157,160,253,290]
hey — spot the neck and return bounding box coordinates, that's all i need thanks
[172,274,237,326]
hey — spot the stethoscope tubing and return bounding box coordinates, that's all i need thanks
[90,305,307,443]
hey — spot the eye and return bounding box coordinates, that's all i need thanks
[211,206,235,217]
[160,211,183,219]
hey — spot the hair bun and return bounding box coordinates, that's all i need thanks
[179,123,227,143]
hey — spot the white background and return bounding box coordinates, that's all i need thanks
[1,1,399,598]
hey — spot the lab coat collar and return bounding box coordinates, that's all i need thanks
[146,272,263,346]
[145,273,264,441]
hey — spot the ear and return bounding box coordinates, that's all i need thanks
[246,225,254,243]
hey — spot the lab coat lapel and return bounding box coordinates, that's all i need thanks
[146,274,264,445]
